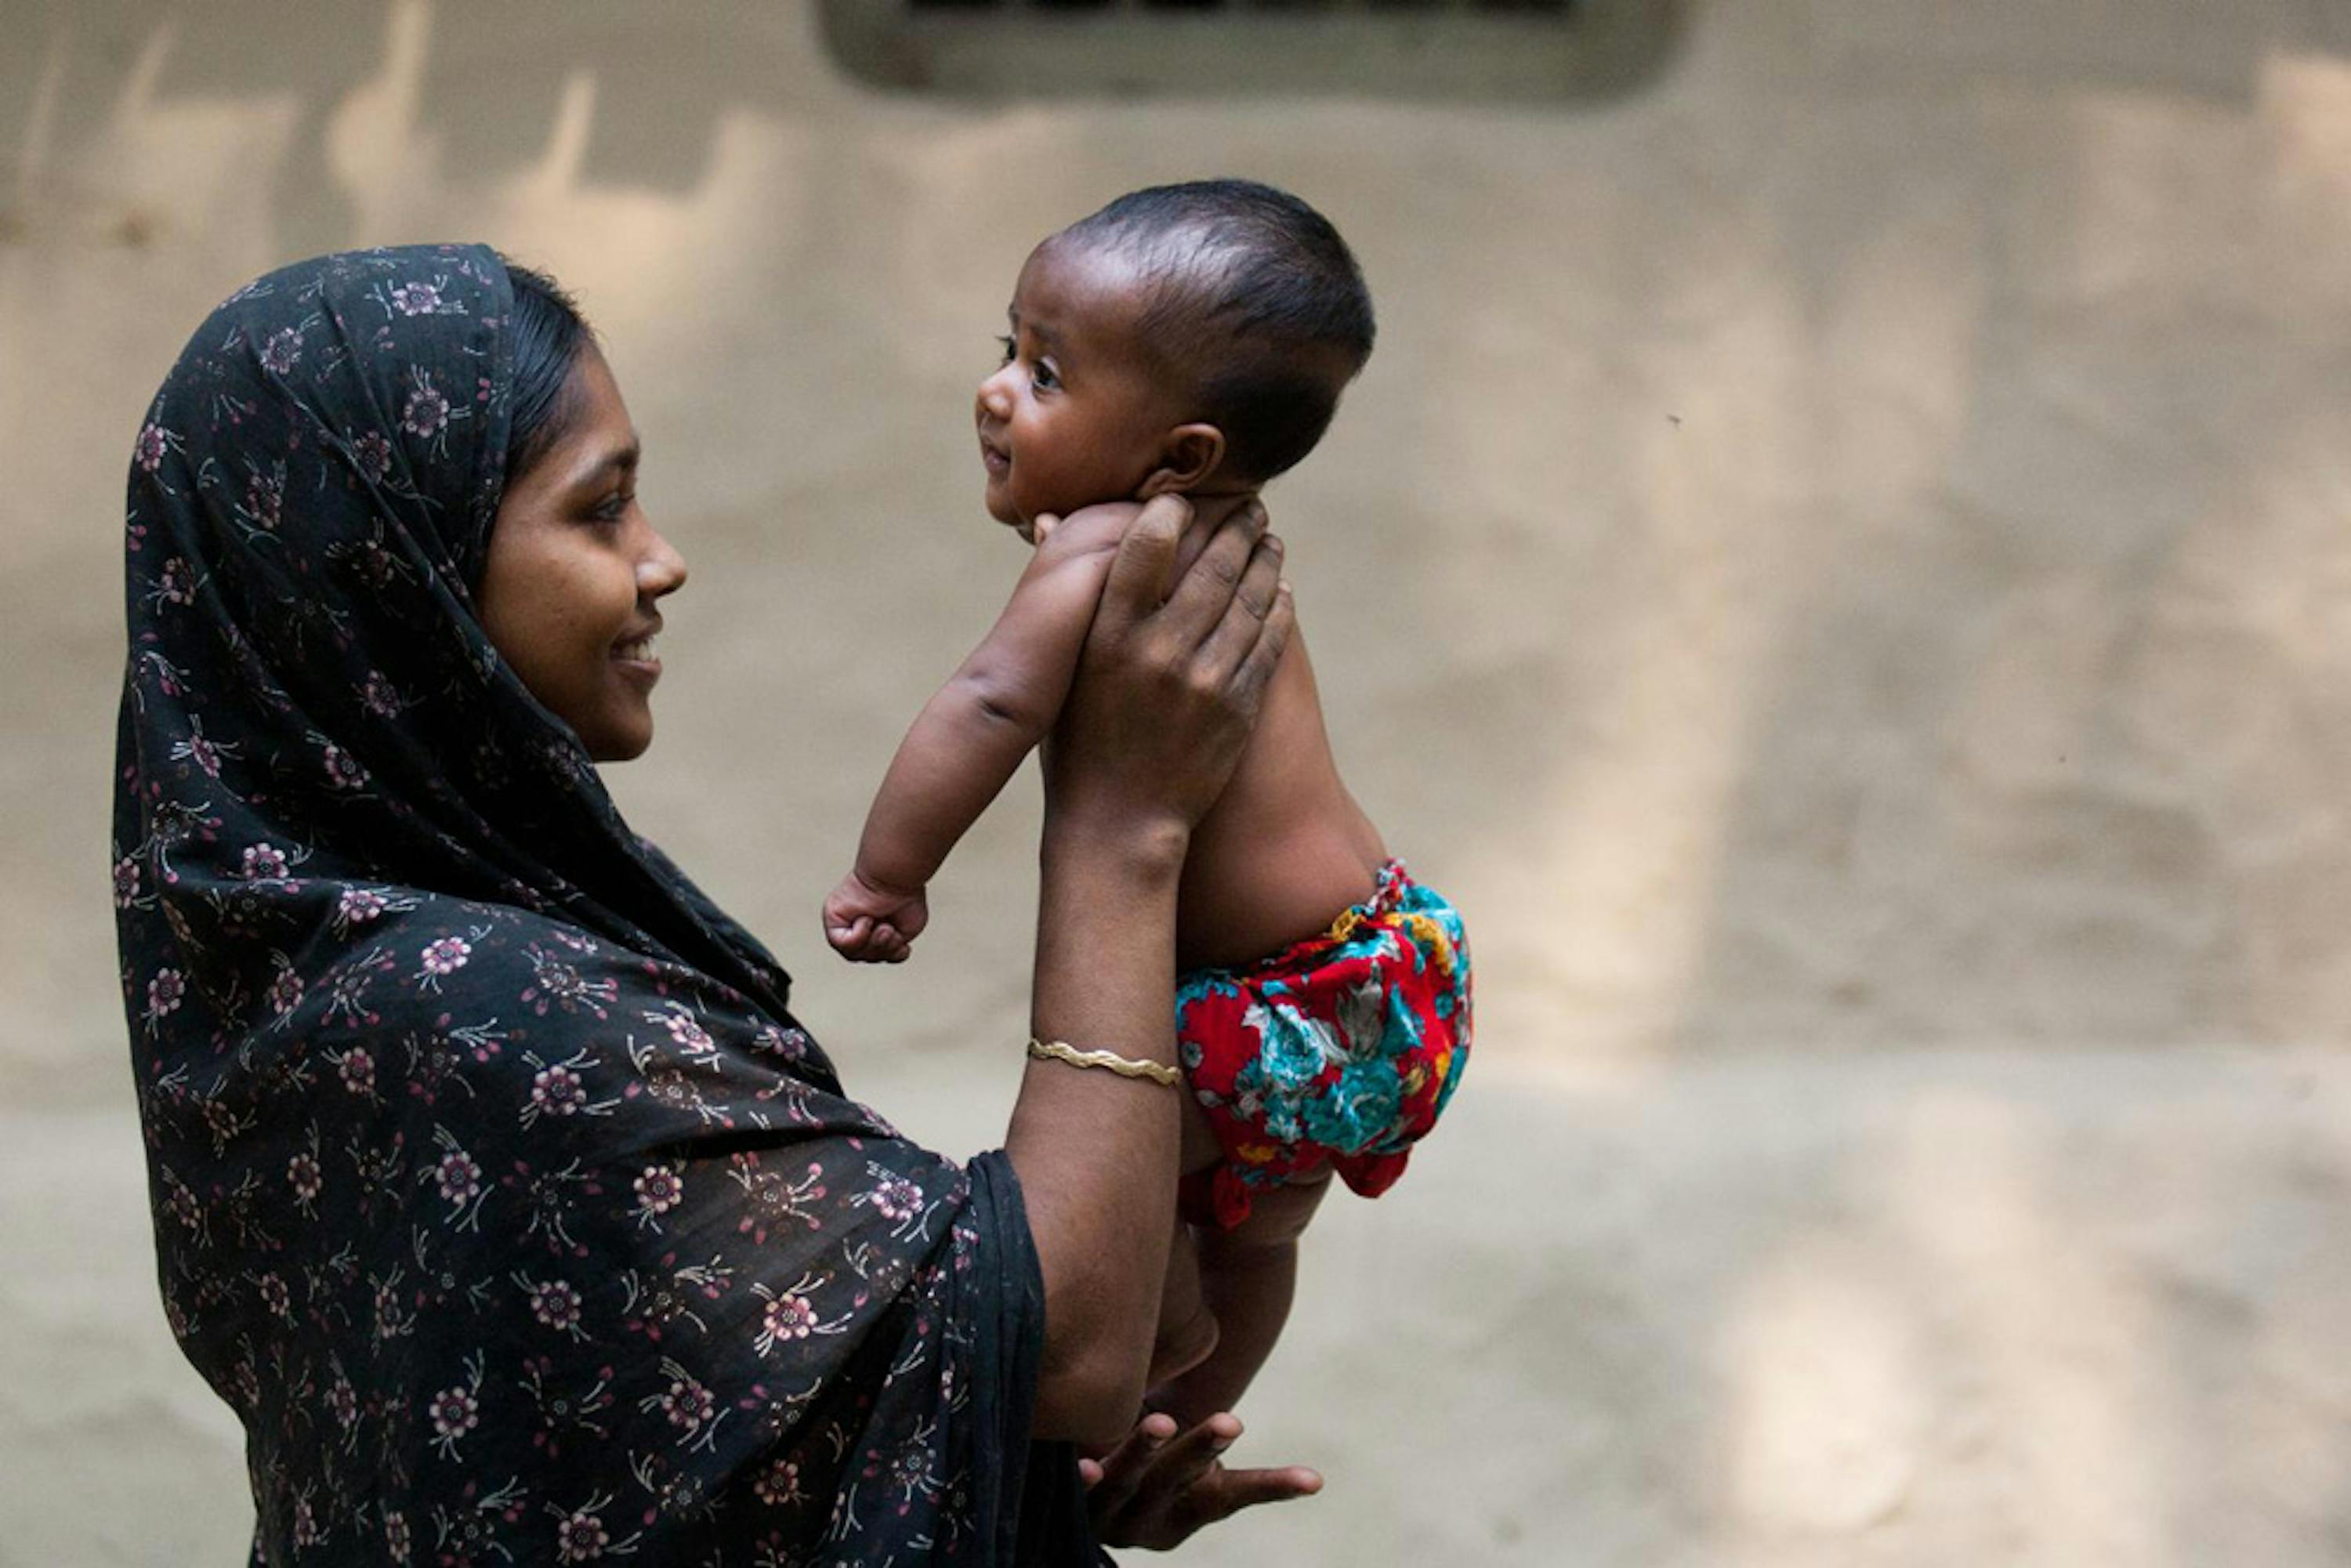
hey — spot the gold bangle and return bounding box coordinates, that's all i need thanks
[1026,1037,1181,1088]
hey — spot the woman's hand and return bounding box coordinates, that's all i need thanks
[1081,1409,1323,1552]
[1043,495,1291,846]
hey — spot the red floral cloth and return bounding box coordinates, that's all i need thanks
[1176,861,1471,1229]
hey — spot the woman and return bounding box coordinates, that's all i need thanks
[114,244,1313,1562]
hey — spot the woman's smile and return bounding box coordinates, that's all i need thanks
[478,345,687,761]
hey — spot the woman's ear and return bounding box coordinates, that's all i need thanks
[1136,423,1226,500]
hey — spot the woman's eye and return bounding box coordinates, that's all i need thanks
[590,491,632,523]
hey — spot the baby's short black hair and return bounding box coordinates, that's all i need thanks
[1058,179,1374,484]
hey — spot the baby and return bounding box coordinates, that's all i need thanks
[826,180,1471,1427]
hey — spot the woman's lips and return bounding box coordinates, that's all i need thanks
[612,635,661,685]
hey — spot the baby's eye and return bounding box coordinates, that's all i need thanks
[995,335,1016,366]
[1031,360,1060,393]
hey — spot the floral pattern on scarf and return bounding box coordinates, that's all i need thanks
[114,245,1089,1565]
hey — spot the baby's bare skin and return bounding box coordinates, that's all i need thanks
[824,495,1385,1425]
[832,206,1393,1434]
[824,494,1386,974]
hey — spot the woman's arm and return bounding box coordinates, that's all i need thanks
[1002,494,1291,1447]
[826,509,1131,961]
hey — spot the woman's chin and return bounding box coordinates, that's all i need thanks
[581,711,655,763]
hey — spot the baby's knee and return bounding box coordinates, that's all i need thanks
[1211,1171,1332,1254]
[1153,1298,1220,1382]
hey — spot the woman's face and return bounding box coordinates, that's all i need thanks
[479,345,686,762]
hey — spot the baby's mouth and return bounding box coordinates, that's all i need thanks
[979,435,1011,478]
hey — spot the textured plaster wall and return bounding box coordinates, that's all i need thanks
[5,2,2351,1562]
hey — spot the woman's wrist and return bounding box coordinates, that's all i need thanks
[1040,804,1191,886]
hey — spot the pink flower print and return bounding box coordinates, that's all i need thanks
[291,1494,317,1548]
[183,730,223,777]
[527,1279,583,1334]
[633,1164,683,1218]
[327,1374,357,1429]
[146,967,186,1020]
[428,1385,479,1443]
[555,1508,610,1563]
[241,842,289,881]
[339,1048,375,1095]
[113,856,142,909]
[401,377,450,439]
[266,966,304,1018]
[255,1271,292,1320]
[259,327,302,376]
[389,281,443,316]
[761,1291,816,1347]
[352,429,393,483]
[421,936,472,976]
[201,1096,243,1149]
[164,1178,201,1234]
[288,1152,322,1203]
[322,744,366,789]
[243,466,284,531]
[382,1509,411,1563]
[752,1023,810,1060]
[338,887,387,926]
[870,1173,922,1224]
[531,1063,586,1117]
[658,1374,715,1432]
[156,557,198,606]
[661,1011,715,1053]
[753,1457,802,1507]
[134,422,169,472]
[360,672,404,718]
[437,1148,482,1205]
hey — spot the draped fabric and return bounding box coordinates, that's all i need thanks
[113,244,1092,1565]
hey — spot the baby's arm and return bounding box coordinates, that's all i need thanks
[826,505,1135,961]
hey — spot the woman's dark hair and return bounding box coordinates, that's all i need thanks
[502,257,595,476]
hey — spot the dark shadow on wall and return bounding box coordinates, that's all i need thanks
[817,0,1689,104]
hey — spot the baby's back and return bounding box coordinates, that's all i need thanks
[1176,625,1387,972]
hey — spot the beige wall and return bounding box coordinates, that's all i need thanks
[6,2,2351,1560]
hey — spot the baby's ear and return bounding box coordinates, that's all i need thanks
[1137,423,1226,500]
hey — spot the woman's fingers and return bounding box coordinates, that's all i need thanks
[1160,502,1266,639]
[1136,1409,1239,1485]
[1083,1410,1324,1550]
[1194,533,1285,678]
[1095,494,1191,629]
[1083,1410,1180,1512]
[1234,578,1296,702]
[1197,1462,1325,1517]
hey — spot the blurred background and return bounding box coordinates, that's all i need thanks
[7,1,2351,1561]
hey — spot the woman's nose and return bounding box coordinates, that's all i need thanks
[637,523,687,598]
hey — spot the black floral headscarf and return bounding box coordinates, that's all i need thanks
[114,245,1091,1565]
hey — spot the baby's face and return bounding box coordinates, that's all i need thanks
[976,238,1185,540]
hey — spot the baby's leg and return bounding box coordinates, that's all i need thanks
[1147,1099,1235,1387]
[1149,1219,1219,1389]
[1150,1169,1331,1429]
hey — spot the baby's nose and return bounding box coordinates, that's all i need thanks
[976,366,1016,415]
